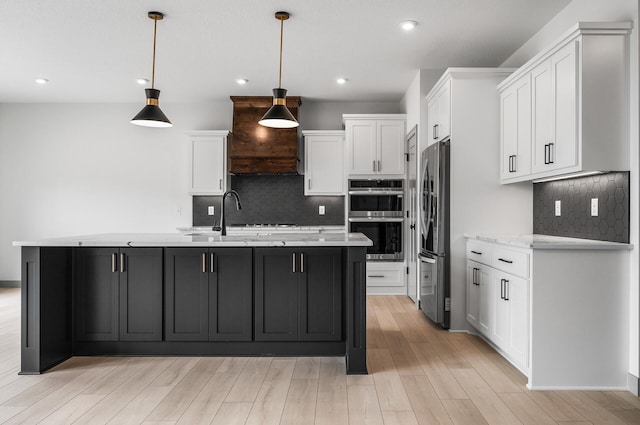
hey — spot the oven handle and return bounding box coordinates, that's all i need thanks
[348,190,404,196]
[348,217,404,222]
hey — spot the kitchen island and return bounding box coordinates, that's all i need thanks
[14,232,371,375]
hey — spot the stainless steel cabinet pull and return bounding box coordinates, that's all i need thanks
[368,275,385,278]
[301,253,304,273]
[120,253,125,273]
[292,253,296,273]
[433,124,438,140]
[504,279,510,301]
[219,179,222,190]
[210,253,214,273]
[112,253,117,273]
[500,279,505,299]
[548,143,554,164]
[202,253,207,273]
[372,160,376,172]
[498,258,513,264]
[377,160,381,172]
[470,250,482,255]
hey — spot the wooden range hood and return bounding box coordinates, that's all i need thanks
[229,96,302,174]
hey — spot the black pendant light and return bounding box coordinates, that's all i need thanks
[131,11,172,128]
[258,11,299,129]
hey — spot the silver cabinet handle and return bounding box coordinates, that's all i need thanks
[292,253,296,273]
[498,258,513,264]
[368,275,385,278]
[372,160,376,172]
[112,253,117,273]
[377,160,381,172]
[308,179,311,190]
[210,253,214,273]
[219,179,222,190]
[301,253,304,273]
[202,253,207,273]
[120,253,125,273]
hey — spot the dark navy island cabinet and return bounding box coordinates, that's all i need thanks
[254,247,342,342]
[164,247,253,342]
[19,243,367,375]
[74,247,163,342]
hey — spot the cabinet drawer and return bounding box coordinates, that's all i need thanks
[491,247,529,278]
[366,263,404,287]
[467,240,492,266]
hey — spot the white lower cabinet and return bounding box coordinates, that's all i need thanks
[466,240,529,372]
[366,262,405,294]
[466,235,630,390]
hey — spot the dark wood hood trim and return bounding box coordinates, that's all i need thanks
[229,96,302,174]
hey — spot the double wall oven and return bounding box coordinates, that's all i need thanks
[348,179,403,261]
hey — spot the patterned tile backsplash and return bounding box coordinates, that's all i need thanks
[533,172,629,243]
[193,174,345,227]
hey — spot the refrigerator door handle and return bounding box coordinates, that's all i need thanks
[419,254,436,264]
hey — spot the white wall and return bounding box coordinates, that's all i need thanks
[501,0,640,387]
[0,100,400,281]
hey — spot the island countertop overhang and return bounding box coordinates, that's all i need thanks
[13,232,373,248]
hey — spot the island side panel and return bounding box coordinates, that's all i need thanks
[345,246,368,374]
[21,247,72,374]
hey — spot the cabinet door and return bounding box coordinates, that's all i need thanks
[305,134,345,195]
[254,248,298,341]
[492,273,510,349]
[119,248,163,342]
[299,248,342,341]
[437,82,451,141]
[377,120,406,175]
[500,75,531,181]
[477,265,493,336]
[346,120,377,174]
[188,134,227,195]
[507,275,529,369]
[466,261,480,329]
[427,97,439,143]
[551,41,579,171]
[74,248,119,342]
[531,59,553,174]
[165,248,209,341]
[209,248,253,341]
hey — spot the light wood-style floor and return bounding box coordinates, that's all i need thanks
[0,288,639,424]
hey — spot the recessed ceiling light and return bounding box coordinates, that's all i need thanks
[34,78,49,84]
[336,77,348,85]
[236,79,249,85]
[400,20,418,31]
[136,78,150,85]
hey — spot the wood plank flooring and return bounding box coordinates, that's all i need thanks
[0,288,638,424]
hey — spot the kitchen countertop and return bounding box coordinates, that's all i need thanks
[13,232,371,248]
[176,225,346,235]
[465,233,633,250]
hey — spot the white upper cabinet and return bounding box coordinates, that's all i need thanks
[344,114,406,177]
[499,22,632,184]
[187,131,229,195]
[500,74,532,181]
[302,131,345,196]
[427,81,451,143]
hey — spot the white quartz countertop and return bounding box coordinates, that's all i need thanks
[465,233,633,250]
[13,232,372,248]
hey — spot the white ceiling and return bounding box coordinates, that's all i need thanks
[0,0,572,104]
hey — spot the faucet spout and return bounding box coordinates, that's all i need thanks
[219,190,242,236]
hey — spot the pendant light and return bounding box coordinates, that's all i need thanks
[258,11,299,129]
[131,11,172,128]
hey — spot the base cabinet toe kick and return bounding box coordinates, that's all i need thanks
[20,245,368,375]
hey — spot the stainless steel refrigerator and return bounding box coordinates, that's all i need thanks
[419,139,450,329]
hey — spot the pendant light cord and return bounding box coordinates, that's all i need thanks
[278,17,284,89]
[151,16,158,89]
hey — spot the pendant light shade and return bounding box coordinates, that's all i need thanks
[259,11,299,129]
[131,11,172,128]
